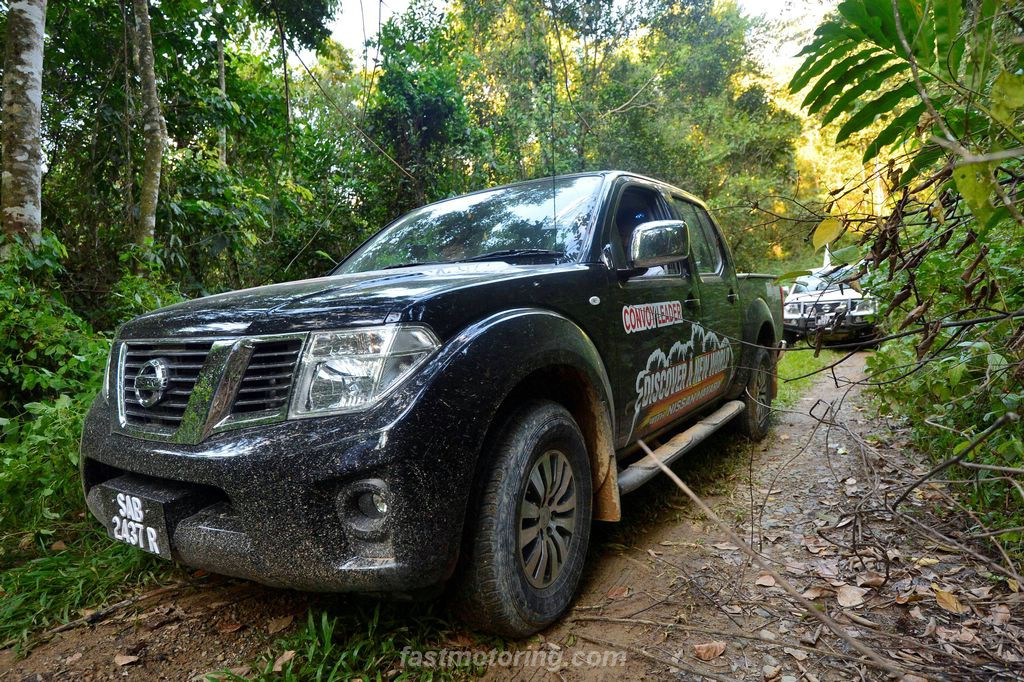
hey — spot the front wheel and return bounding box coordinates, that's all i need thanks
[452,401,592,637]
[739,346,774,440]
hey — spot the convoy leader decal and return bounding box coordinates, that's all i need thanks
[622,300,684,334]
[632,326,733,433]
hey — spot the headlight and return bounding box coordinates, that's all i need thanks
[289,325,439,417]
[852,298,876,315]
[784,303,802,319]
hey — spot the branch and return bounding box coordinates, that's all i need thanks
[890,412,1020,510]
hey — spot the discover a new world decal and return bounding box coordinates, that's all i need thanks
[632,325,733,433]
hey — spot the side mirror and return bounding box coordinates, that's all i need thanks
[628,220,689,269]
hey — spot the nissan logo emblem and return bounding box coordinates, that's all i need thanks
[134,358,170,408]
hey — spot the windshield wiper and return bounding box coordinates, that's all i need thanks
[458,248,567,263]
[382,260,445,270]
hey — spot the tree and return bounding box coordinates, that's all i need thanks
[1,0,47,246]
[130,0,165,248]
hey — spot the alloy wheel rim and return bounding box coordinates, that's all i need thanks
[518,449,576,588]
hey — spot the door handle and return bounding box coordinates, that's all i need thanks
[684,297,701,310]
[727,289,738,303]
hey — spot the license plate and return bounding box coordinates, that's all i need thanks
[816,314,832,327]
[102,488,172,559]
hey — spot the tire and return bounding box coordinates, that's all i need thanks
[739,346,774,441]
[452,400,592,637]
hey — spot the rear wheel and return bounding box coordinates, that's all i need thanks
[452,401,592,637]
[739,347,774,440]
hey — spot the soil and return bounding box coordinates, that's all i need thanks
[3,352,1023,680]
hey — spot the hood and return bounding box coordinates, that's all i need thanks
[120,261,545,339]
[785,288,864,305]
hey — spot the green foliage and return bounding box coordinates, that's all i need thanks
[794,0,1024,546]
[0,234,106,417]
[237,605,479,681]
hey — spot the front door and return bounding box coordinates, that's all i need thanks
[602,181,708,446]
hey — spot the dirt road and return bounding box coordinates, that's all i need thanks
[4,352,1024,680]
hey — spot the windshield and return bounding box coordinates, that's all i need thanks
[792,264,860,294]
[335,175,603,274]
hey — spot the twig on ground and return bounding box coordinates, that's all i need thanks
[635,439,907,677]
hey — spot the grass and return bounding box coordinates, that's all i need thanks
[0,523,175,649]
[775,346,844,407]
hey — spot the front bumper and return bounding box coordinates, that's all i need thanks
[80,395,474,594]
[783,316,875,339]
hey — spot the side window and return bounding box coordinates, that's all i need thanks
[614,186,681,278]
[671,198,722,274]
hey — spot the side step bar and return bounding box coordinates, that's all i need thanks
[617,400,746,494]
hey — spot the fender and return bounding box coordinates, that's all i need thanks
[726,296,777,400]
[409,307,620,521]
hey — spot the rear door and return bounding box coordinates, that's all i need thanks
[667,195,741,402]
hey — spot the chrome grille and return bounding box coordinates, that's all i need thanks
[120,340,214,430]
[230,339,303,416]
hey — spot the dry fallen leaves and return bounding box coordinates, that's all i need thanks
[114,654,139,667]
[988,604,1011,625]
[273,650,296,673]
[784,646,808,661]
[216,621,243,634]
[50,540,67,551]
[692,641,726,661]
[607,585,629,600]
[801,586,830,600]
[836,585,869,608]
[933,588,968,614]
[755,574,777,587]
[268,615,294,635]
[856,571,885,588]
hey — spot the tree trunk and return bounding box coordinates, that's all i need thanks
[131,0,165,248]
[217,36,227,166]
[1,0,48,246]
[272,3,292,131]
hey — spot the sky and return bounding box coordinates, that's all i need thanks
[327,0,837,77]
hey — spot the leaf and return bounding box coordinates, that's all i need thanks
[801,48,882,110]
[991,70,1024,127]
[217,621,242,634]
[856,571,885,588]
[836,81,922,143]
[755,574,777,587]
[933,0,964,76]
[790,34,858,92]
[114,655,139,667]
[821,62,910,125]
[273,650,296,673]
[988,604,1010,626]
[692,641,726,661]
[268,615,294,635]
[952,161,996,223]
[934,588,968,614]
[813,218,843,251]
[965,0,997,92]
[836,584,869,607]
[898,145,947,187]
[801,586,830,599]
[773,270,812,284]
[607,585,629,600]
[1008,579,1020,593]
[784,646,808,661]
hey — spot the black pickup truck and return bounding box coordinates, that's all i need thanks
[81,171,783,636]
